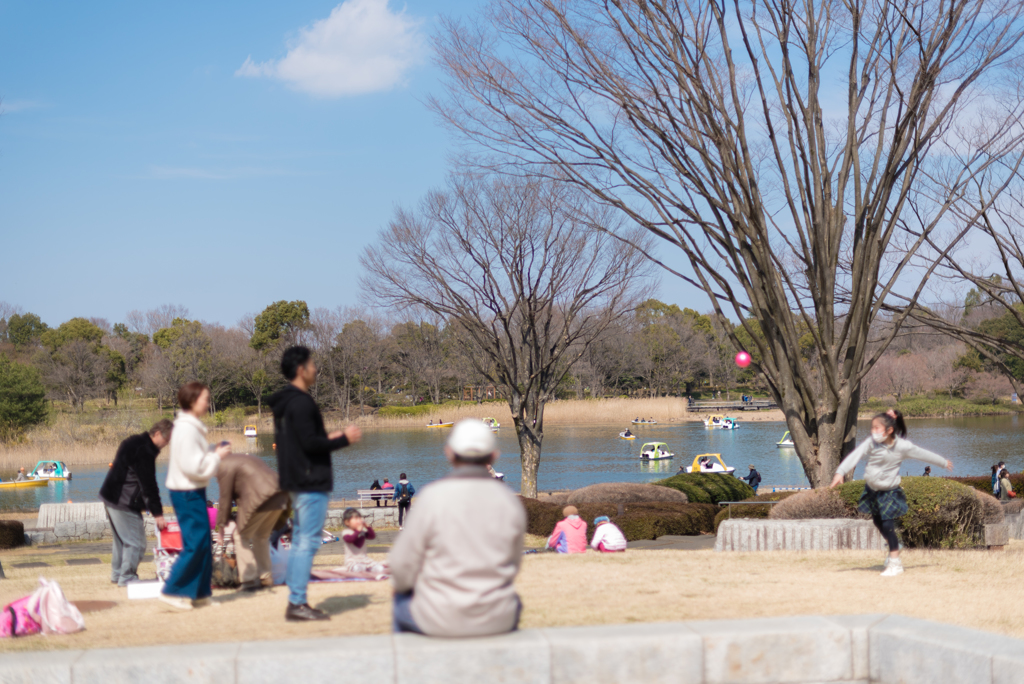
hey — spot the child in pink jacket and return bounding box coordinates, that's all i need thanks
[547,505,588,553]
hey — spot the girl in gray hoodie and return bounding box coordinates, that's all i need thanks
[830,409,952,577]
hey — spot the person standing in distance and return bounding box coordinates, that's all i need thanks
[100,419,172,587]
[270,345,362,622]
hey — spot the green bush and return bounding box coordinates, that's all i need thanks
[614,503,719,540]
[713,491,800,533]
[770,478,984,548]
[0,355,47,442]
[517,497,718,541]
[859,396,1023,417]
[0,520,25,549]
[653,473,755,504]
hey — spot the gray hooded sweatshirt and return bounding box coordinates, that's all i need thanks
[836,436,948,491]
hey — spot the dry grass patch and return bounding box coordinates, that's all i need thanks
[3,539,1024,652]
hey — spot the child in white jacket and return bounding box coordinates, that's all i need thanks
[590,516,627,552]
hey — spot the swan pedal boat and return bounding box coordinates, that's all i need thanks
[243,425,258,437]
[777,430,795,447]
[683,453,735,475]
[28,460,72,480]
[482,417,500,432]
[640,442,674,460]
[703,415,739,430]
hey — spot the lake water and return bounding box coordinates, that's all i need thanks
[2,416,1021,511]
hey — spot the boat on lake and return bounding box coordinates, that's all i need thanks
[640,442,674,460]
[683,453,735,475]
[619,431,636,440]
[29,460,72,480]
[0,478,48,489]
[777,430,795,447]
[632,418,658,425]
[243,425,258,437]
[704,415,739,430]
[483,417,500,431]
[426,421,455,428]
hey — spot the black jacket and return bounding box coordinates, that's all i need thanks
[269,384,349,492]
[99,433,164,516]
[744,469,762,487]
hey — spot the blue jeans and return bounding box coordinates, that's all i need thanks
[286,491,329,606]
[163,489,212,600]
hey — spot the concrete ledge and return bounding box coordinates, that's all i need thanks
[715,519,886,552]
[2,614,1023,683]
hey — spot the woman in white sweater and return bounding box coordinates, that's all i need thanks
[160,382,231,610]
[830,409,952,577]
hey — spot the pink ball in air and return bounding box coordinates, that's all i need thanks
[735,351,752,368]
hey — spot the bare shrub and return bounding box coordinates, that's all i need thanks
[769,489,860,520]
[566,482,688,505]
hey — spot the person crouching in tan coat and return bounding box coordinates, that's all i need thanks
[215,454,289,591]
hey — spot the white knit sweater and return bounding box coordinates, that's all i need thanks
[166,412,220,491]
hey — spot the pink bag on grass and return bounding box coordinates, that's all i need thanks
[0,595,42,638]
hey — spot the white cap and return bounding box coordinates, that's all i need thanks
[447,419,497,459]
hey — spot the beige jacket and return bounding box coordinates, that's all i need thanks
[216,454,287,532]
[166,412,220,491]
[389,466,526,638]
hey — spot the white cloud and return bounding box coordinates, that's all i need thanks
[1,99,44,113]
[236,0,425,98]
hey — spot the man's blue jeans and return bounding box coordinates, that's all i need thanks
[286,491,329,606]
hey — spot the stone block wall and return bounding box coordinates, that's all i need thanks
[2,614,1022,683]
[715,518,887,552]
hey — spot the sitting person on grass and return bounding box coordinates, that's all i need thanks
[389,419,526,637]
[547,505,588,554]
[589,516,627,553]
[341,507,388,576]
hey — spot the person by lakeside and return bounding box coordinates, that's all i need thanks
[161,383,231,610]
[390,419,526,637]
[830,409,953,577]
[270,345,362,622]
[393,473,415,530]
[99,419,172,587]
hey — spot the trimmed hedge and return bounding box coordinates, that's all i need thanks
[0,520,25,549]
[712,491,800,533]
[566,482,688,505]
[769,477,984,548]
[652,473,755,504]
[517,497,717,541]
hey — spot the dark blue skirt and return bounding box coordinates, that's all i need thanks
[858,486,908,521]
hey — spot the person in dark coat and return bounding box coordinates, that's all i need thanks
[269,345,362,622]
[99,420,172,586]
[743,464,762,494]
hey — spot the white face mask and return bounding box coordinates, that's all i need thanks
[871,430,887,443]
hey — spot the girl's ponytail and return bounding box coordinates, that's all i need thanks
[873,409,907,439]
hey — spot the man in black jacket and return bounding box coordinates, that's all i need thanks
[100,419,172,586]
[270,345,362,622]
[744,464,762,494]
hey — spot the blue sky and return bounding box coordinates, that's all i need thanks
[0,0,691,329]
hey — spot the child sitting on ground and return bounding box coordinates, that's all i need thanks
[589,516,627,553]
[547,505,588,553]
[341,508,388,576]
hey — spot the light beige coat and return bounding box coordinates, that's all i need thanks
[166,412,220,491]
[389,466,526,637]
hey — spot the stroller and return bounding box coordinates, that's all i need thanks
[154,522,183,582]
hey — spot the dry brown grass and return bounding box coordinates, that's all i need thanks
[342,397,694,429]
[2,539,1024,652]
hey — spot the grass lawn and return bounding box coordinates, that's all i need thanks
[2,538,1024,652]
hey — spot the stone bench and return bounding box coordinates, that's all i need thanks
[1,614,1022,683]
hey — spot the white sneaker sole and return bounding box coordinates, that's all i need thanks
[880,566,904,577]
[159,594,193,610]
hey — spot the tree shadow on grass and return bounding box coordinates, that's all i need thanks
[315,594,372,616]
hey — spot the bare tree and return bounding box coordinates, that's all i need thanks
[362,172,654,496]
[432,0,1024,485]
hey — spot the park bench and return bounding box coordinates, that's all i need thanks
[356,490,393,506]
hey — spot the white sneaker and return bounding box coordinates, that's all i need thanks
[159,594,193,611]
[192,597,220,608]
[881,559,904,577]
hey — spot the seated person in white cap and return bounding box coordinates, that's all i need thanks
[389,419,526,637]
